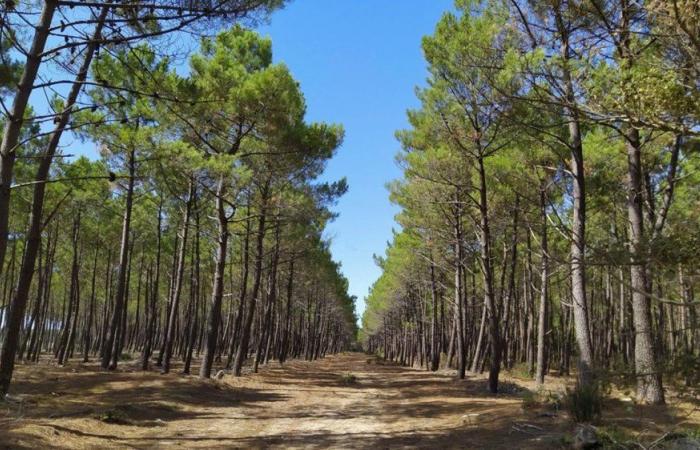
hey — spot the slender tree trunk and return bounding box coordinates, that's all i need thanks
[535,185,549,386]
[429,257,440,371]
[102,148,136,370]
[476,153,500,393]
[163,182,194,373]
[279,256,294,364]
[227,207,250,368]
[200,177,231,378]
[554,8,595,385]
[232,181,269,376]
[183,204,201,375]
[83,246,99,362]
[57,215,81,364]
[454,211,466,379]
[142,198,162,370]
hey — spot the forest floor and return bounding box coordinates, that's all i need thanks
[1,353,698,449]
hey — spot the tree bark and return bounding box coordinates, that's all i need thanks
[626,128,664,404]
[476,154,500,393]
[102,148,136,370]
[200,176,231,378]
[162,181,194,373]
[535,185,549,386]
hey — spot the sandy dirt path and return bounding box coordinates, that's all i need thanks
[1,353,689,449]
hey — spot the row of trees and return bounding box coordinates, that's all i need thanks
[0,0,357,396]
[361,0,699,405]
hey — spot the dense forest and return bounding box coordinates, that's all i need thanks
[0,0,357,397]
[361,0,699,407]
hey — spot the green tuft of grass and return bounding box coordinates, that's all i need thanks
[596,425,636,449]
[521,388,563,412]
[340,373,358,385]
[95,408,130,425]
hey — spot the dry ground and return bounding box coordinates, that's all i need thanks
[1,353,697,449]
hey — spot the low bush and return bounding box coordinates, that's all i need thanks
[340,373,358,385]
[565,380,603,423]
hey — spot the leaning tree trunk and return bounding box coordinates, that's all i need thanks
[0,6,110,393]
[0,0,58,284]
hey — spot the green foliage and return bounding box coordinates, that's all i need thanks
[339,373,358,385]
[95,409,130,425]
[595,425,636,449]
[565,381,604,423]
[521,388,563,412]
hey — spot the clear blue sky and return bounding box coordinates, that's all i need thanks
[257,0,453,322]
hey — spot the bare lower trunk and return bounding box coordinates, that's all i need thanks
[535,186,549,386]
[102,149,136,370]
[429,257,440,371]
[200,177,230,379]
[162,182,194,373]
[476,154,500,393]
[233,181,269,376]
[626,129,664,404]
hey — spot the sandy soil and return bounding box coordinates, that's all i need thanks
[1,353,697,449]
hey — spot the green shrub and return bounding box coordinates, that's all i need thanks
[597,425,635,449]
[521,388,563,412]
[522,390,538,410]
[96,408,130,425]
[340,373,358,385]
[509,363,533,379]
[565,380,603,423]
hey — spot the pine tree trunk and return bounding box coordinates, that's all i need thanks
[626,129,664,404]
[200,177,230,379]
[163,182,194,373]
[102,149,136,370]
[535,186,549,386]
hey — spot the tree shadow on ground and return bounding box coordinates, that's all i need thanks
[2,353,695,450]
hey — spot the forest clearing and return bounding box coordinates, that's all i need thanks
[2,353,697,449]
